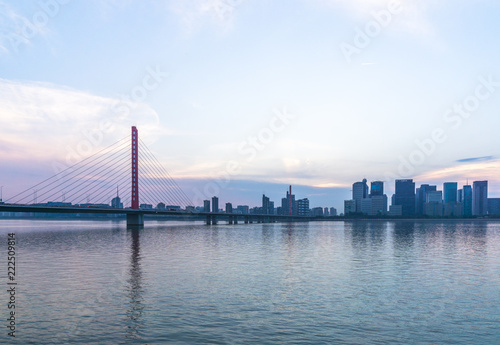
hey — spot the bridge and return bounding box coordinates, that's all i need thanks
[0,127,312,226]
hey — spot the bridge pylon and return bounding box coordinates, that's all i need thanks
[128,126,143,226]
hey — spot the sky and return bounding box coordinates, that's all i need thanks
[1,0,500,211]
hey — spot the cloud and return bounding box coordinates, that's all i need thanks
[0,0,60,55]
[316,0,436,37]
[0,79,164,168]
[415,159,500,184]
[169,0,246,34]
[0,1,31,54]
[456,156,494,163]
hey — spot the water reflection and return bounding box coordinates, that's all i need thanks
[125,227,145,340]
[345,221,388,252]
[392,221,415,253]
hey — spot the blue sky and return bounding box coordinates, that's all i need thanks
[1,0,500,210]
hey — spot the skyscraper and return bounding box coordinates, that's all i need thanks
[472,181,488,216]
[443,182,458,203]
[352,179,368,213]
[394,179,416,216]
[424,190,443,216]
[370,195,388,215]
[297,198,310,216]
[370,181,384,196]
[211,196,219,213]
[416,184,436,215]
[463,185,472,216]
[262,194,270,215]
[204,200,210,212]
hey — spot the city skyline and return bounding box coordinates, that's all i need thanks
[1,1,500,211]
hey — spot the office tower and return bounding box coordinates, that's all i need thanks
[370,195,388,215]
[324,208,329,216]
[211,196,219,213]
[204,200,210,212]
[487,198,500,215]
[225,202,233,214]
[344,200,356,215]
[424,190,443,216]
[416,184,436,215]
[236,205,249,214]
[312,207,324,216]
[361,198,372,215]
[297,198,309,216]
[262,194,270,215]
[286,188,296,215]
[330,207,337,216]
[472,181,488,216]
[443,182,458,203]
[111,195,123,209]
[426,190,443,203]
[457,189,463,203]
[269,201,275,215]
[370,181,384,196]
[394,179,416,215]
[353,179,369,212]
[463,185,472,216]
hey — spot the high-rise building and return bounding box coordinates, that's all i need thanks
[324,208,329,216]
[487,198,500,215]
[416,184,436,215]
[111,195,123,209]
[236,205,249,214]
[443,182,458,203]
[394,179,416,215]
[426,190,443,203]
[463,185,473,216]
[262,194,270,215]
[203,200,210,212]
[282,188,296,215]
[361,198,372,215]
[297,198,309,216]
[225,202,233,214]
[352,179,369,212]
[423,190,443,216]
[344,200,356,215]
[472,181,488,216]
[211,196,219,213]
[370,181,384,196]
[312,207,324,217]
[330,207,337,216]
[370,195,388,216]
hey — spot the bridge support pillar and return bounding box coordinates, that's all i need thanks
[229,216,233,225]
[206,215,211,225]
[244,216,248,224]
[212,215,217,225]
[127,213,144,226]
[234,217,238,224]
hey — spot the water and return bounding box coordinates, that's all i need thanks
[1,219,499,344]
